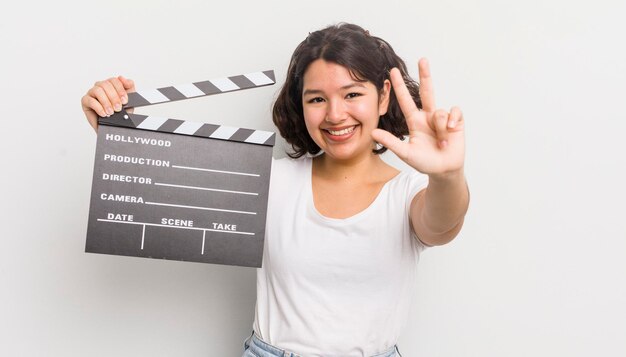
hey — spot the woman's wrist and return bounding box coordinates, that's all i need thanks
[427,167,465,184]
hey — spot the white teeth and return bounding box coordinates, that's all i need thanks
[327,126,355,135]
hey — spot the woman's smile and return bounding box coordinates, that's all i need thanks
[322,124,359,141]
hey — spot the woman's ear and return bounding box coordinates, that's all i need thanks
[379,79,391,116]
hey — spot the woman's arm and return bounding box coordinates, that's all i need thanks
[410,169,469,246]
[371,58,469,246]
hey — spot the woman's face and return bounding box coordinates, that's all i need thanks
[301,59,390,162]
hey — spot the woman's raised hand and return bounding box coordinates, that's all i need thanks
[81,76,135,132]
[371,58,465,177]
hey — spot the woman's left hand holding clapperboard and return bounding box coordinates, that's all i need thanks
[81,76,136,131]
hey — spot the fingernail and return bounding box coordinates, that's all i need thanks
[121,95,128,104]
[106,107,114,115]
[448,120,456,129]
[114,103,122,112]
[440,140,448,148]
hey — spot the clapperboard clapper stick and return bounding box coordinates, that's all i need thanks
[86,70,276,268]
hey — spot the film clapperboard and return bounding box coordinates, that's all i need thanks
[86,71,276,268]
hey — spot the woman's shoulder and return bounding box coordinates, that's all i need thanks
[269,156,312,187]
[386,168,429,197]
[268,156,312,201]
[271,155,312,174]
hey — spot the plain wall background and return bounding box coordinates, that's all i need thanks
[1,0,624,355]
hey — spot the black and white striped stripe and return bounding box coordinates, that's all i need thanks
[98,70,276,146]
[125,70,275,108]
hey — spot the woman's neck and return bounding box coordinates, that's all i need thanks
[312,152,390,182]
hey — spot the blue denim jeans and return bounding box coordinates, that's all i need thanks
[242,332,402,357]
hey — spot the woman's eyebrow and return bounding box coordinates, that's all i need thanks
[302,83,367,96]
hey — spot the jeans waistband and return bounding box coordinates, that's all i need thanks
[243,331,400,357]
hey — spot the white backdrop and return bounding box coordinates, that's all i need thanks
[1,0,624,356]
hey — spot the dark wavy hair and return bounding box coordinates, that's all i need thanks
[272,23,422,158]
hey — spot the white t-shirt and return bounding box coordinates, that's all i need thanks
[253,157,429,357]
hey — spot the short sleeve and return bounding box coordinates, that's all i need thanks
[404,171,430,250]
[404,170,429,212]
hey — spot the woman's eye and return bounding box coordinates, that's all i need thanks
[346,92,362,99]
[307,97,325,103]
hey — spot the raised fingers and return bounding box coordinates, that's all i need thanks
[418,58,436,113]
[389,67,420,126]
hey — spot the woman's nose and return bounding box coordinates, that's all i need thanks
[325,100,347,124]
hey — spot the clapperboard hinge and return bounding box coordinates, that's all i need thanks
[98,70,276,146]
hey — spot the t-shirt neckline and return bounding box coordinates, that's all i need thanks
[305,157,403,223]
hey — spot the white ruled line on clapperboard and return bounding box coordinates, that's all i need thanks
[86,70,276,267]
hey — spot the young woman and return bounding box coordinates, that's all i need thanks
[81,23,469,357]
